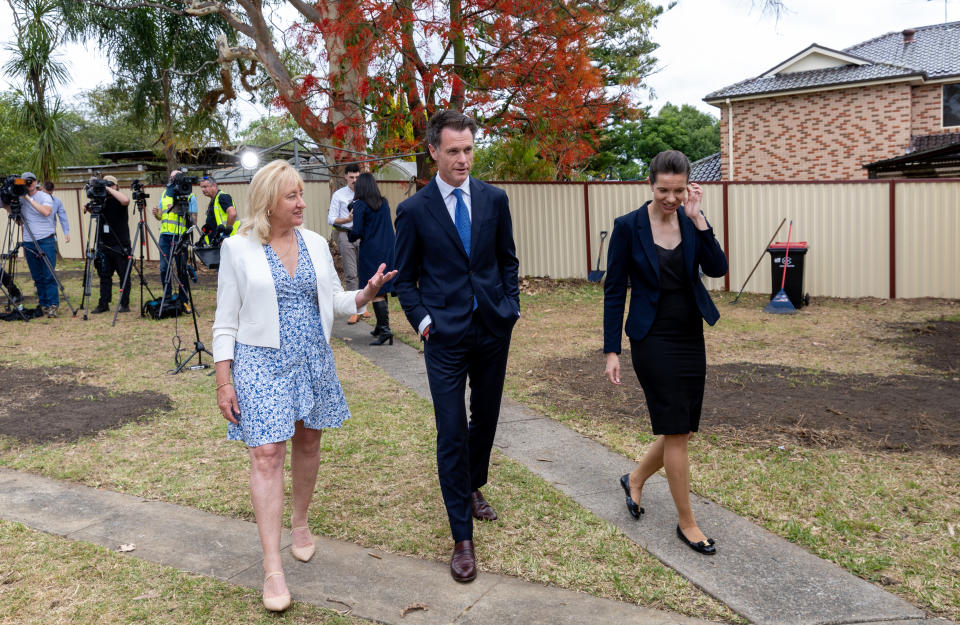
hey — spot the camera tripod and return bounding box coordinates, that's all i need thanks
[0,213,28,321]
[161,225,212,374]
[0,203,76,318]
[78,206,103,320]
[111,189,159,326]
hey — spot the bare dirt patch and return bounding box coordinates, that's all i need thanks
[887,320,960,374]
[536,352,960,456]
[0,365,172,442]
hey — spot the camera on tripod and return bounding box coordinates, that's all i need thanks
[131,179,150,203]
[0,175,28,216]
[84,176,113,215]
[169,172,199,216]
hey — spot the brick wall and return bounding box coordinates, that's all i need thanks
[717,83,914,180]
[911,83,960,135]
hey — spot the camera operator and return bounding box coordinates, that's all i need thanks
[199,175,239,245]
[1,172,59,317]
[88,175,131,314]
[152,168,197,301]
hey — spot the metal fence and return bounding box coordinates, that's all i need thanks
[47,178,960,299]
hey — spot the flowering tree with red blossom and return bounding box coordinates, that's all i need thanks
[71,0,664,179]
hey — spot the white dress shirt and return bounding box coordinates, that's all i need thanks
[327,185,355,229]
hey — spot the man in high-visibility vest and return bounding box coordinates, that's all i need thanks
[199,175,239,245]
[152,169,197,301]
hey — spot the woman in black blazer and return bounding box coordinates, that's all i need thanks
[348,173,396,345]
[603,150,727,555]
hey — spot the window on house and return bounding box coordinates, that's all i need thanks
[944,84,960,127]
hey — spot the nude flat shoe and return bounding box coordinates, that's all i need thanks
[262,571,291,612]
[290,526,315,562]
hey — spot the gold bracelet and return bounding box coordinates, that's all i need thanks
[216,382,233,391]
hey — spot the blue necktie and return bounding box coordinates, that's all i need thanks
[452,188,470,258]
[452,188,478,310]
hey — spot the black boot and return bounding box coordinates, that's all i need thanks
[369,300,393,346]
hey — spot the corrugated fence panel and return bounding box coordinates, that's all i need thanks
[896,181,960,298]
[498,183,585,279]
[727,183,889,298]
[55,189,84,260]
[587,182,727,290]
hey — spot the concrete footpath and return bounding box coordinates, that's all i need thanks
[0,468,709,625]
[337,319,953,625]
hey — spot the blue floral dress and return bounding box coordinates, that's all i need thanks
[229,231,350,447]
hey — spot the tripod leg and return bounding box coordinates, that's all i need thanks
[111,225,141,326]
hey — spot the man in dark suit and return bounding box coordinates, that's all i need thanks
[394,110,520,583]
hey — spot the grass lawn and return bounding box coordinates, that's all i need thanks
[394,280,960,620]
[0,261,737,623]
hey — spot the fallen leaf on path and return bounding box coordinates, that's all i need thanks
[401,603,428,617]
[117,543,136,552]
[368,552,382,559]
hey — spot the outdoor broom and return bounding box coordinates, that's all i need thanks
[763,220,797,314]
[731,218,786,304]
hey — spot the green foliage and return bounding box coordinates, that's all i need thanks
[4,0,75,181]
[0,91,38,174]
[58,1,235,167]
[236,114,302,148]
[588,103,720,180]
[65,86,162,164]
[472,136,559,181]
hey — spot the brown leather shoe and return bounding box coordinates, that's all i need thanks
[347,314,360,324]
[450,540,477,583]
[361,310,372,319]
[470,490,498,521]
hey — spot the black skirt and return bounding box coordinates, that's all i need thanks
[629,288,705,435]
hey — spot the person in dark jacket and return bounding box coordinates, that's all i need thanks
[602,150,728,556]
[348,172,396,345]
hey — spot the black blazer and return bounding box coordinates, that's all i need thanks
[394,177,520,346]
[603,201,728,354]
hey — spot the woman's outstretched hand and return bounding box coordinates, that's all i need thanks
[356,263,398,309]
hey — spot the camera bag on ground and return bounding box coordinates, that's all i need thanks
[143,294,187,319]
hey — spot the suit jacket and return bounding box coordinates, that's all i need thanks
[394,176,520,347]
[603,201,728,354]
[212,229,361,362]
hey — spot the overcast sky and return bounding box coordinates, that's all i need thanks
[0,0,954,126]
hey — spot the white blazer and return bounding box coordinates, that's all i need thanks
[212,229,362,363]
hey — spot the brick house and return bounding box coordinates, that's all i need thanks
[699,21,960,181]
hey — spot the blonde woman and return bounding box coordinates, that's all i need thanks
[213,160,396,611]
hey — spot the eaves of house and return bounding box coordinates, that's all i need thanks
[703,21,960,105]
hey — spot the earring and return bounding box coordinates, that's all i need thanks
[266,210,271,216]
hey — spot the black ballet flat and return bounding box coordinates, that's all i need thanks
[619,474,644,519]
[676,525,716,555]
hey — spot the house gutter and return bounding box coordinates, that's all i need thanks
[726,98,734,180]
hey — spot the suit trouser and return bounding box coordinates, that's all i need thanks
[424,315,511,543]
[336,230,359,291]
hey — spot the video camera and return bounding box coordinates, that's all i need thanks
[84,175,114,214]
[131,179,149,204]
[169,171,199,216]
[0,175,28,215]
